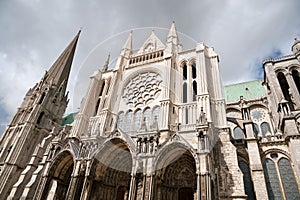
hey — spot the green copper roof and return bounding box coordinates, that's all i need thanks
[224,80,266,103]
[62,112,77,126]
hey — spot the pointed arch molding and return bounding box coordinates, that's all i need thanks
[89,137,133,178]
[48,150,75,179]
[261,148,291,159]
[105,128,136,154]
[153,136,199,174]
[187,57,196,66]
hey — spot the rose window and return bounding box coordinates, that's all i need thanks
[250,108,266,123]
[123,72,162,107]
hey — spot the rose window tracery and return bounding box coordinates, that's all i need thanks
[250,108,267,123]
[123,72,162,107]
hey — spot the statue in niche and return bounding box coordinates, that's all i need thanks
[197,107,207,125]
[95,123,101,136]
[139,117,147,132]
[240,96,250,120]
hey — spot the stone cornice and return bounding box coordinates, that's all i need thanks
[263,54,295,65]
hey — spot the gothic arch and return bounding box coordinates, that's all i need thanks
[276,71,294,110]
[153,142,198,200]
[187,57,196,66]
[261,148,291,160]
[261,150,300,199]
[287,64,300,72]
[40,150,75,200]
[178,59,188,68]
[154,141,198,170]
[248,103,268,110]
[291,69,300,94]
[88,138,133,200]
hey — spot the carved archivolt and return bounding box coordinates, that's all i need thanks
[122,72,162,107]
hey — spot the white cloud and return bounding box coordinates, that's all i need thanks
[0,0,300,123]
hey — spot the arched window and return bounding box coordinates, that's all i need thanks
[94,98,100,116]
[233,127,245,139]
[99,82,105,97]
[263,157,300,200]
[192,63,197,79]
[278,158,300,199]
[292,70,300,95]
[117,112,124,129]
[143,108,151,130]
[238,161,256,200]
[261,122,271,137]
[37,112,44,124]
[105,79,110,95]
[185,107,189,125]
[264,159,282,200]
[124,110,133,131]
[183,63,187,80]
[133,109,142,131]
[193,81,197,101]
[38,92,46,104]
[277,72,294,110]
[253,123,259,138]
[183,82,187,103]
[152,106,160,128]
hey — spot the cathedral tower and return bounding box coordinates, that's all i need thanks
[0,31,80,199]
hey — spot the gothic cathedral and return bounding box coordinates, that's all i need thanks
[1,22,300,200]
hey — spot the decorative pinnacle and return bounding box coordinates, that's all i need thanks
[102,53,110,71]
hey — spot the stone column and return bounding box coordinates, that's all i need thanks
[196,173,201,200]
[65,160,81,200]
[80,160,93,200]
[128,174,136,200]
[144,175,154,200]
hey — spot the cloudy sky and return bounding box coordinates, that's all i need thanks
[0,0,300,132]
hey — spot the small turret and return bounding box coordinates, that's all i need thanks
[120,31,132,57]
[292,38,300,60]
[165,21,182,53]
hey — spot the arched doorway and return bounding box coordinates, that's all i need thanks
[41,151,74,200]
[88,138,132,200]
[154,143,197,200]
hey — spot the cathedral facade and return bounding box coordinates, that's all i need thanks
[0,23,300,200]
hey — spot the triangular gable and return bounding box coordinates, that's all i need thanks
[136,31,165,54]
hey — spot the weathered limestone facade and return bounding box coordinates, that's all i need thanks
[0,23,300,199]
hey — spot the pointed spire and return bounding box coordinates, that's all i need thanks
[167,21,179,45]
[46,30,80,88]
[121,31,132,56]
[102,53,110,71]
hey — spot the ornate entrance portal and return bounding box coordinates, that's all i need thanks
[154,144,197,200]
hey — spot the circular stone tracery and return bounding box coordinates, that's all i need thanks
[123,72,162,107]
[250,108,266,123]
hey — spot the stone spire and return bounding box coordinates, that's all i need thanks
[0,31,81,199]
[166,21,179,46]
[165,21,181,53]
[46,30,80,91]
[120,31,132,57]
[102,53,110,71]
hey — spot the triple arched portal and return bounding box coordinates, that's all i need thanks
[37,137,198,200]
